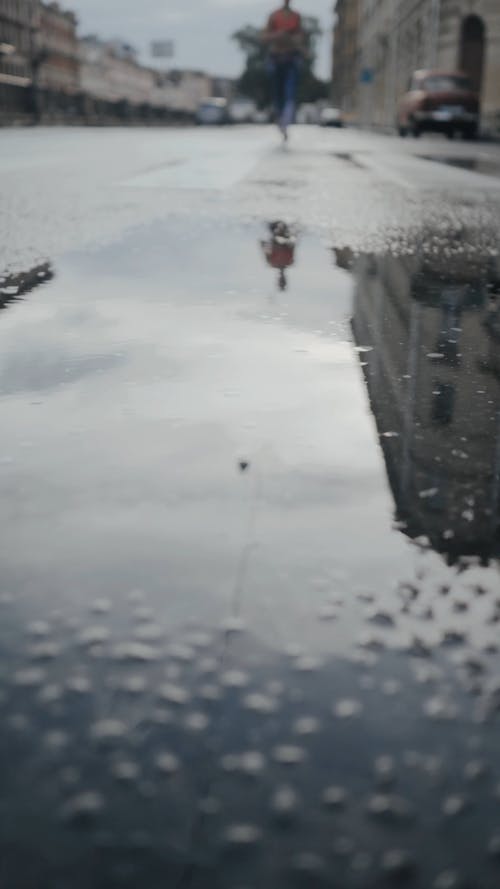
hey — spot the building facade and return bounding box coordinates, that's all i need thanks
[80,39,211,120]
[79,35,110,104]
[0,0,38,119]
[211,76,235,102]
[37,1,79,117]
[152,69,212,114]
[438,0,500,131]
[103,41,155,108]
[331,0,360,120]
[0,1,221,124]
[80,38,158,121]
[332,0,500,133]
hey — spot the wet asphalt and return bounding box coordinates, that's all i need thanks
[1,125,500,888]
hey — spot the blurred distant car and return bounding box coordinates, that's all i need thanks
[253,108,271,124]
[296,103,319,125]
[228,97,257,124]
[195,98,228,125]
[397,70,480,139]
[319,107,343,128]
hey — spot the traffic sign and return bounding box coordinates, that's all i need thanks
[151,41,175,59]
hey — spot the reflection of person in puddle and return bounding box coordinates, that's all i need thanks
[261,220,296,291]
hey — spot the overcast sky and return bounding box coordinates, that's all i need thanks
[71,0,334,79]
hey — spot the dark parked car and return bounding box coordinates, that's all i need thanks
[397,70,480,140]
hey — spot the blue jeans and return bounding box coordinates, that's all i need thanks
[267,56,300,128]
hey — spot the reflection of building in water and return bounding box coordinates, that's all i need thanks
[0,262,53,310]
[348,245,500,563]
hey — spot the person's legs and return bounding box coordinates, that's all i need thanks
[280,58,299,130]
[267,57,285,124]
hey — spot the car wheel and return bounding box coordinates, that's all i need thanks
[446,126,454,140]
[398,126,408,137]
[463,125,477,141]
[410,120,421,138]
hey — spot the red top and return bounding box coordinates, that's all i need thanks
[264,243,295,270]
[268,8,302,33]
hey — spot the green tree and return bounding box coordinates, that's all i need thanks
[232,17,329,109]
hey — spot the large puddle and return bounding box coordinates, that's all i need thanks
[1,218,500,887]
[419,154,500,178]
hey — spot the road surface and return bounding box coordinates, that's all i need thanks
[1,125,500,889]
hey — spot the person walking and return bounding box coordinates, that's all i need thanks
[262,0,305,141]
